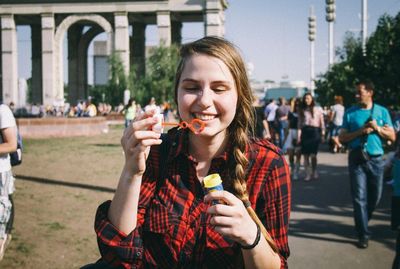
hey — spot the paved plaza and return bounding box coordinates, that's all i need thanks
[287,145,397,269]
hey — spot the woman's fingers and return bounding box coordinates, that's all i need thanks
[204,190,240,206]
[124,132,161,153]
[210,215,234,226]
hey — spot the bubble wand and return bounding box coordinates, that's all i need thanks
[162,119,206,134]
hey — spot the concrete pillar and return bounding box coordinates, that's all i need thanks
[171,20,182,45]
[114,12,130,76]
[31,24,42,104]
[41,13,56,106]
[157,11,171,46]
[78,26,103,103]
[67,24,83,104]
[131,22,146,77]
[205,0,225,37]
[1,14,18,106]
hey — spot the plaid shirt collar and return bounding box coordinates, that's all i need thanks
[167,127,230,164]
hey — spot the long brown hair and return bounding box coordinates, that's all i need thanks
[174,36,278,253]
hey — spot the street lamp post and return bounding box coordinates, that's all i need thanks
[325,0,336,67]
[361,0,368,55]
[308,6,316,96]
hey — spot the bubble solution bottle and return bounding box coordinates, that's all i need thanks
[203,173,224,204]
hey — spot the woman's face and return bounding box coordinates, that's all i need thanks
[304,94,313,106]
[177,54,238,139]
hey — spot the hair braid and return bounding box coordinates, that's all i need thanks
[230,125,279,253]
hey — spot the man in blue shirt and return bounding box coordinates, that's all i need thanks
[339,80,396,249]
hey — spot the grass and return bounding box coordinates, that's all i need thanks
[1,124,126,268]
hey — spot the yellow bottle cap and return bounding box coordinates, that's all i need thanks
[203,173,222,188]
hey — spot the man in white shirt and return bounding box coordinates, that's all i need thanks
[264,99,278,145]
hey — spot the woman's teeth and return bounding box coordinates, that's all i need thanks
[194,113,215,121]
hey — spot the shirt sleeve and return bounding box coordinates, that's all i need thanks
[383,107,393,127]
[94,153,157,268]
[267,155,291,269]
[251,146,290,269]
[0,105,16,129]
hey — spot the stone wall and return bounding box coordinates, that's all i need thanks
[16,117,109,139]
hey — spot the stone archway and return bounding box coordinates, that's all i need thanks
[54,14,113,104]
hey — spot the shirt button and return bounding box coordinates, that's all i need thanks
[172,142,177,146]
[136,252,142,257]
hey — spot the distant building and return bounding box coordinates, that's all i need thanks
[250,80,274,103]
[93,41,109,86]
[264,80,308,101]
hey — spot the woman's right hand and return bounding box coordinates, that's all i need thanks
[121,110,162,177]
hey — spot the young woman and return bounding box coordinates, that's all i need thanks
[93,37,291,268]
[122,98,137,128]
[297,93,325,181]
[283,98,302,180]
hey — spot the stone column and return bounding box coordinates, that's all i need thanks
[205,0,225,37]
[31,24,43,104]
[1,14,18,106]
[67,25,83,105]
[41,13,56,106]
[78,26,102,102]
[114,12,130,76]
[157,11,171,46]
[171,20,182,45]
[131,22,146,77]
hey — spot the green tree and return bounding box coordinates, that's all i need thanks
[315,12,400,109]
[133,44,180,106]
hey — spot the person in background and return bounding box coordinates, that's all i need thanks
[0,103,17,261]
[297,92,325,181]
[162,101,171,122]
[329,95,345,153]
[339,80,395,249]
[264,99,279,146]
[283,98,302,180]
[122,98,136,128]
[144,97,160,114]
[253,99,270,140]
[91,36,290,268]
[275,97,290,149]
[84,100,97,117]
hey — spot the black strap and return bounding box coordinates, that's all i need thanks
[360,103,375,147]
[157,133,171,192]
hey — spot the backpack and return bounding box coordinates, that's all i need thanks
[10,131,22,166]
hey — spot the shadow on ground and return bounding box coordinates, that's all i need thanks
[289,154,396,251]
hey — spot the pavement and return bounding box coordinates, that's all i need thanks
[287,145,397,269]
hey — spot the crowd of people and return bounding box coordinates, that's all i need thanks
[257,94,339,181]
[256,80,399,265]
[9,97,175,124]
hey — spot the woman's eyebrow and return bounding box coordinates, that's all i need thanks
[181,78,199,83]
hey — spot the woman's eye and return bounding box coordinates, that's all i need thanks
[213,87,227,93]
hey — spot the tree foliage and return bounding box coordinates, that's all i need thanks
[315,12,400,109]
[133,44,180,106]
[89,44,179,107]
[89,53,127,106]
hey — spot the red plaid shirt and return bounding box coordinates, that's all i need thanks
[95,128,291,268]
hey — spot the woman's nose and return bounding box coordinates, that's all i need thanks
[197,88,213,108]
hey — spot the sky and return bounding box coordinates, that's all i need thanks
[16,0,400,88]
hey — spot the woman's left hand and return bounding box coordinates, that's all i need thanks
[204,191,258,246]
